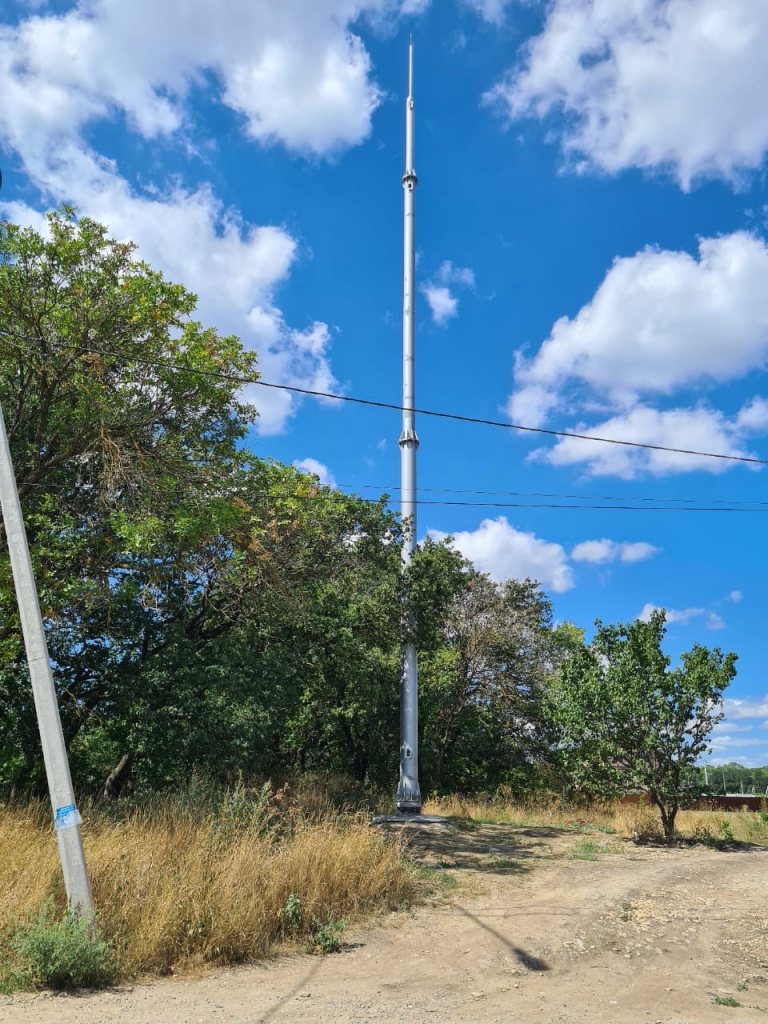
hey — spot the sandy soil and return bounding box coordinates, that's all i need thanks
[3,820,767,1024]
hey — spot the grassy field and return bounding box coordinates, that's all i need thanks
[423,792,768,845]
[2,784,767,992]
[0,782,413,989]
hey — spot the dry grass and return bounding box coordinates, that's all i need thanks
[423,793,768,846]
[0,789,414,979]
[423,793,620,831]
[5,782,765,988]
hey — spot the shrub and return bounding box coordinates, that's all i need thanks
[306,914,348,954]
[7,902,117,991]
[281,892,302,933]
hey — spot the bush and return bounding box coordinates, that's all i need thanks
[306,914,348,955]
[7,902,117,991]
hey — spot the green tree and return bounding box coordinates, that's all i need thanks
[547,610,737,837]
[419,569,574,794]
[0,209,257,791]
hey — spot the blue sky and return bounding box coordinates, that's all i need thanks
[2,0,768,768]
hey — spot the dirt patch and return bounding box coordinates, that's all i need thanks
[3,820,767,1023]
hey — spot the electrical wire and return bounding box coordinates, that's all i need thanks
[1,328,766,468]
[337,484,768,507]
[17,481,768,513]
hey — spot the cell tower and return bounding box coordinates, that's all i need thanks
[396,37,421,815]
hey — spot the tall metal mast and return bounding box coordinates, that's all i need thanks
[396,37,421,814]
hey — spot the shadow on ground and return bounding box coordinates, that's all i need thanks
[372,818,586,873]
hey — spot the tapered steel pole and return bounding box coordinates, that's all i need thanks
[396,38,421,814]
[0,404,94,915]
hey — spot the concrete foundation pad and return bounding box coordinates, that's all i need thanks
[371,813,451,826]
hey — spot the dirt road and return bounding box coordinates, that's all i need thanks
[3,822,767,1024]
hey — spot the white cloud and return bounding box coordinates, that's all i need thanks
[639,603,703,626]
[0,0,420,433]
[711,755,768,769]
[509,233,768,430]
[254,322,342,435]
[4,170,338,436]
[710,736,767,751]
[461,0,515,24]
[421,285,459,326]
[727,590,743,603]
[532,403,765,479]
[723,696,768,721]
[710,729,768,770]
[420,260,475,326]
[436,260,476,289]
[571,539,659,564]
[0,0,422,162]
[429,517,574,592]
[638,604,725,630]
[292,458,338,489]
[712,722,754,735]
[485,0,768,188]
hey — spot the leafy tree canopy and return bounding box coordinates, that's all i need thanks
[547,610,737,836]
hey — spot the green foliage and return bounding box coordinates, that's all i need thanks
[0,209,258,793]
[419,572,571,794]
[698,761,768,795]
[711,995,740,1007]
[306,914,348,954]
[0,210,745,810]
[4,902,117,991]
[282,893,303,933]
[547,610,737,838]
[718,819,735,842]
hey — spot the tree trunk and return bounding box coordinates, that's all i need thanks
[103,752,133,800]
[652,793,677,839]
[352,744,368,784]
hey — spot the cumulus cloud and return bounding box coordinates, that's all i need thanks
[727,591,743,603]
[509,233,768,428]
[426,519,658,591]
[0,0,421,432]
[421,286,459,326]
[0,0,420,162]
[485,0,768,188]
[638,604,726,630]
[253,322,342,435]
[292,458,338,489]
[722,696,768,721]
[711,722,754,735]
[420,260,475,326]
[5,173,338,435]
[571,539,659,564]
[505,231,768,477]
[429,517,574,592]
[533,403,764,479]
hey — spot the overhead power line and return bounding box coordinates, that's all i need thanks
[1,328,767,468]
[251,379,768,468]
[19,481,768,513]
[340,484,768,507]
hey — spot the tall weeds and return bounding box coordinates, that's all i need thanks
[0,784,413,980]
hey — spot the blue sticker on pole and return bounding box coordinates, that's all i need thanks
[54,804,82,831]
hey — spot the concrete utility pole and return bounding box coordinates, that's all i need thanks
[396,37,422,815]
[0,190,93,913]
